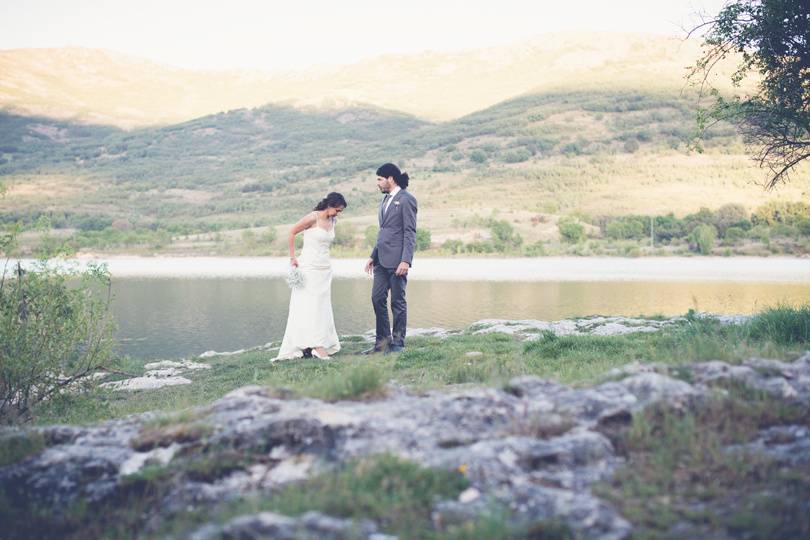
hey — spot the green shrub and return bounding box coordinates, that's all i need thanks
[653,213,686,243]
[771,223,797,238]
[797,219,810,237]
[714,203,751,236]
[684,207,716,234]
[415,228,431,251]
[0,260,117,423]
[724,226,746,244]
[465,240,496,253]
[442,239,464,254]
[558,217,585,244]
[490,220,523,252]
[365,225,378,248]
[749,224,771,243]
[524,240,546,256]
[470,149,488,163]
[332,222,357,247]
[606,217,646,240]
[752,201,810,226]
[502,148,531,163]
[688,224,717,254]
[262,226,277,244]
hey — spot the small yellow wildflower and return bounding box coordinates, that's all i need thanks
[458,463,468,475]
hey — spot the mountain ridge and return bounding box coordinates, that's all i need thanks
[0,32,736,128]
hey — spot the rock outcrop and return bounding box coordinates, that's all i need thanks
[2,352,809,539]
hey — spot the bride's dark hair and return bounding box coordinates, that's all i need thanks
[376,163,409,189]
[314,192,347,211]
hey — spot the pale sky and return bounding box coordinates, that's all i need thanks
[0,0,728,71]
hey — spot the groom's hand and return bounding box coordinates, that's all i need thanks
[364,258,374,275]
[395,261,410,276]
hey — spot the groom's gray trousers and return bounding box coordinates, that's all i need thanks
[371,265,407,347]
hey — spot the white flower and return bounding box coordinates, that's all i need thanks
[286,266,304,289]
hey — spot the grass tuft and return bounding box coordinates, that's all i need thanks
[747,303,810,345]
[524,331,628,358]
[314,364,387,401]
[0,429,45,467]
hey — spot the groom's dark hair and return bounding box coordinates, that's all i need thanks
[376,163,409,189]
[314,192,347,211]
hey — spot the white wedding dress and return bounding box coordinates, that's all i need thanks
[275,218,341,360]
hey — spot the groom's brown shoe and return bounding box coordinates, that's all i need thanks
[361,338,389,355]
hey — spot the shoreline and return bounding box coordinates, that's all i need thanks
[16,255,810,282]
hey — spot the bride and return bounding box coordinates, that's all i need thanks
[275,192,347,361]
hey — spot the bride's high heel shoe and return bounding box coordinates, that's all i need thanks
[312,348,331,360]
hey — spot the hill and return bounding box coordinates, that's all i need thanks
[0,33,737,127]
[2,86,809,256]
[1,32,807,257]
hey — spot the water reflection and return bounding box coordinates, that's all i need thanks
[111,278,810,359]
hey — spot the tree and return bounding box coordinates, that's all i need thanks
[714,203,751,235]
[689,224,718,254]
[689,0,809,188]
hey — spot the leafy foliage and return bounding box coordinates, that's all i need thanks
[0,221,117,423]
[690,0,810,187]
[557,217,585,244]
[688,223,718,254]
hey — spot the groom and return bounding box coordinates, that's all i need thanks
[363,163,417,354]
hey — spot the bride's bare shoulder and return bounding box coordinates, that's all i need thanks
[291,211,318,233]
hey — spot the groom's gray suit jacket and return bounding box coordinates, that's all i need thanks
[371,189,418,269]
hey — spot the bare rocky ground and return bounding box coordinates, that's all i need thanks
[1,316,809,539]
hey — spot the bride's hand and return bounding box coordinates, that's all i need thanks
[290,257,299,268]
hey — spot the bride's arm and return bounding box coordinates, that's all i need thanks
[287,212,317,266]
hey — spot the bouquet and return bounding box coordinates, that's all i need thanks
[286,266,304,289]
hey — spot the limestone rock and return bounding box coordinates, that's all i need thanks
[189,510,379,540]
[5,352,810,539]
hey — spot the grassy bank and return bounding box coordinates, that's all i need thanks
[4,305,810,539]
[31,306,810,427]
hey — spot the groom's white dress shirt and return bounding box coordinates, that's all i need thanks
[383,186,401,214]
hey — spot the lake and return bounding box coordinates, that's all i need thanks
[90,256,810,360]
